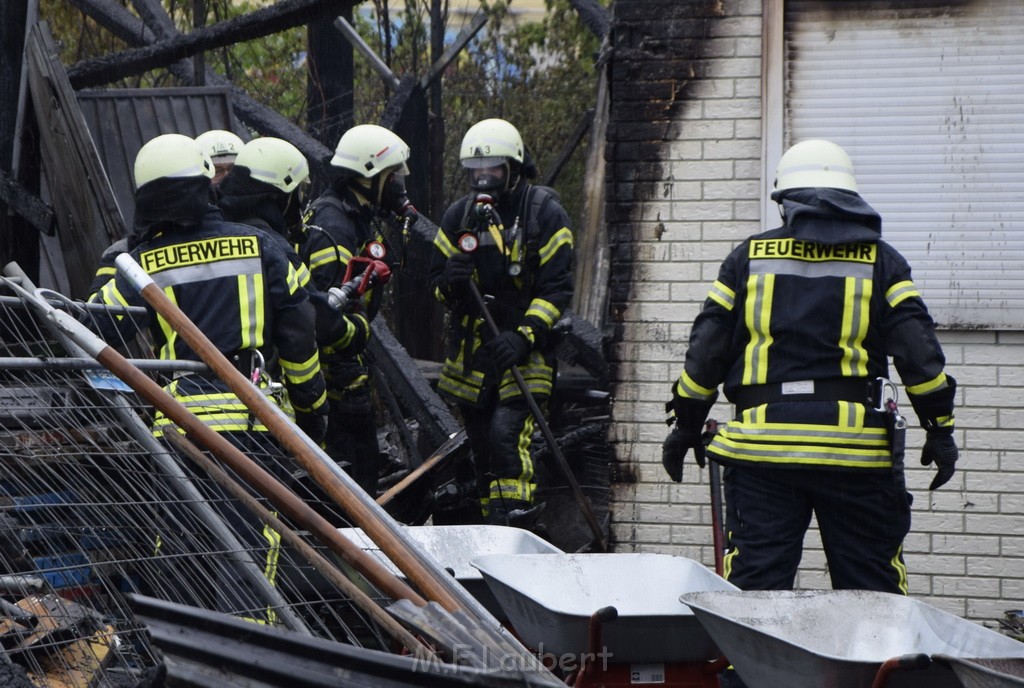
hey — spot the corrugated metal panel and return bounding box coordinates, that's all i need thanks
[785,0,1024,329]
[76,87,240,231]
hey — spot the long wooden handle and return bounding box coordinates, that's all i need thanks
[115,254,464,612]
[163,430,436,659]
[94,345,423,605]
[467,280,607,552]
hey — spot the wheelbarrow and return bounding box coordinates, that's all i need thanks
[933,655,1024,688]
[337,524,560,620]
[470,552,738,664]
[681,590,1024,688]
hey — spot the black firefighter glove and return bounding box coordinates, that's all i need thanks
[661,392,717,482]
[444,252,475,288]
[478,330,531,375]
[921,428,958,490]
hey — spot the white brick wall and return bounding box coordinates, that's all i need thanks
[610,0,1024,627]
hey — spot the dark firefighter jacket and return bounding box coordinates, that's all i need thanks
[89,206,327,435]
[675,187,955,470]
[427,184,574,405]
[218,185,369,360]
[296,188,382,399]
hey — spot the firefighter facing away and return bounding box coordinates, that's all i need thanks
[87,128,247,293]
[88,133,328,620]
[663,139,959,597]
[428,118,575,526]
[296,124,410,496]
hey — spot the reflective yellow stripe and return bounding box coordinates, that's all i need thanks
[720,420,888,445]
[433,230,458,258]
[280,351,321,384]
[839,276,871,377]
[490,478,535,503]
[285,262,302,294]
[538,227,573,266]
[886,280,920,308]
[294,262,311,288]
[708,280,735,311]
[906,372,948,395]
[157,286,179,361]
[722,539,737,582]
[710,429,891,468]
[293,389,328,413]
[837,400,865,429]
[263,522,282,584]
[675,370,717,401]
[891,545,908,595]
[308,245,352,272]
[98,279,131,323]
[525,298,561,328]
[742,274,774,385]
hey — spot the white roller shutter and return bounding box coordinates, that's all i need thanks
[785,1,1024,329]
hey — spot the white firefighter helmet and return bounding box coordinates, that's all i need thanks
[329,124,410,179]
[774,139,858,193]
[133,134,214,189]
[234,137,309,193]
[195,129,244,162]
[459,118,524,170]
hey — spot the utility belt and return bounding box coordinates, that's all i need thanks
[172,349,262,382]
[732,377,880,414]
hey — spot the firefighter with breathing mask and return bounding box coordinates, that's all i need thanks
[428,118,575,526]
[296,124,412,496]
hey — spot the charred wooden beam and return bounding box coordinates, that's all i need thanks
[419,10,488,90]
[26,23,126,298]
[368,319,461,450]
[379,74,417,132]
[0,171,54,236]
[76,0,336,172]
[67,0,349,89]
[569,0,611,39]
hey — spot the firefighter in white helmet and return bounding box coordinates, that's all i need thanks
[428,118,575,527]
[218,137,370,444]
[663,139,958,605]
[295,124,413,496]
[87,133,327,621]
[195,129,245,186]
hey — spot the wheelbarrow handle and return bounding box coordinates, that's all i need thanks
[870,653,931,688]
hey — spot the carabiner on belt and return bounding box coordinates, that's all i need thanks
[874,377,908,430]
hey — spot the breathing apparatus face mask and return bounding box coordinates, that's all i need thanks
[378,172,412,216]
[463,158,510,200]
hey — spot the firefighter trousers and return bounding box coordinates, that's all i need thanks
[460,396,538,519]
[722,464,911,593]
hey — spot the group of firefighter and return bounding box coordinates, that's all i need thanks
[86,120,959,659]
[87,118,572,529]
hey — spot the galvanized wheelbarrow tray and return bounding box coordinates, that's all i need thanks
[933,655,1024,688]
[681,590,1024,688]
[337,524,560,620]
[471,552,738,663]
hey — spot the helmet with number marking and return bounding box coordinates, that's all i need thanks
[195,129,244,162]
[459,119,524,196]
